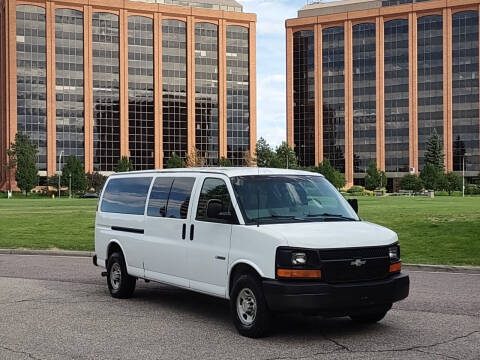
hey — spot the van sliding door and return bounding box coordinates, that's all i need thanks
[144,176,196,287]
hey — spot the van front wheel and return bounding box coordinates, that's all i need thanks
[107,252,136,299]
[230,274,271,338]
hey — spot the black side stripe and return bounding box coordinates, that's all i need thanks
[111,226,144,234]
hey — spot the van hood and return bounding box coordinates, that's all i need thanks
[257,221,398,249]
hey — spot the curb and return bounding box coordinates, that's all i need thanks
[402,264,480,274]
[0,249,93,258]
[0,249,479,274]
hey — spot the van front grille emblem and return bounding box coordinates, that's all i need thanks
[350,259,367,267]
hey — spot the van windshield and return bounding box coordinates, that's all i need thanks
[231,175,359,225]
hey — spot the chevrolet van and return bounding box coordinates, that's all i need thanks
[93,168,409,338]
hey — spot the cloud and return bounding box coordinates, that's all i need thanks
[238,0,303,147]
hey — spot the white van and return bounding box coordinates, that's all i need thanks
[93,168,409,338]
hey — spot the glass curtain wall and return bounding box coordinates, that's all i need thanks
[16,5,47,170]
[92,13,120,172]
[226,25,250,166]
[195,22,219,165]
[128,16,154,170]
[293,30,315,167]
[452,11,479,172]
[55,9,84,169]
[384,19,409,173]
[322,26,345,173]
[162,19,188,163]
[417,15,443,170]
[353,23,376,174]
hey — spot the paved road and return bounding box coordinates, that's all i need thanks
[0,254,478,360]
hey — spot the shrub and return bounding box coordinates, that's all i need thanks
[165,153,184,169]
[399,174,424,192]
[465,184,480,195]
[347,185,365,196]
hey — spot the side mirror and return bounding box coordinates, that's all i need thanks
[347,199,358,214]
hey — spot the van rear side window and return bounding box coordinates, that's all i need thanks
[101,177,153,215]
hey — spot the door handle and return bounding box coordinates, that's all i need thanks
[182,224,186,240]
[190,224,194,241]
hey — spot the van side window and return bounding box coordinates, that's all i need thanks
[147,177,174,217]
[101,177,152,215]
[196,178,236,224]
[166,178,196,219]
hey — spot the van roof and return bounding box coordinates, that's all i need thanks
[110,167,324,178]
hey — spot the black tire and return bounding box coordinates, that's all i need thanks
[106,252,136,299]
[230,274,271,338]
[349,310,388,324]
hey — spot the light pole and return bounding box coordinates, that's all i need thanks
[462,153,470,198]
[58,151,64,198]
[69,173,72,199]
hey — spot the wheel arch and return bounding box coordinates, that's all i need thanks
[227,260,265,299]
[106,240,127,268]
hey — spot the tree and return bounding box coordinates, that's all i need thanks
[116,156,134,172]
[365,161,387,191]
[420,163,440,191]
[438,172,462,196]
[165,153,184,169]
[425,129,445,172]
[86,172,108,193]
[312,159,346,189]
[185,150,206,167]
[7,133,38,196]
[272,142,298,169]
[255,137,275,168]
[218,157,232,167]
[61,155,87,193]
[399,174,423,192]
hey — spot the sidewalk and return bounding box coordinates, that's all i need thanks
[1,248,479,274]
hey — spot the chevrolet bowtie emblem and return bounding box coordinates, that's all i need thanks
[350,259,366,267]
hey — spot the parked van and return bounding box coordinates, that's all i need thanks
[93,168,409,338]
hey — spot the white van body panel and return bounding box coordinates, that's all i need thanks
[255,222,398,250]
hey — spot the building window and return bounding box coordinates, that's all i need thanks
[417,15,443,170]
[55,9,84,170]
[162,19,187,164]
[293,30,315,167]
[128,16,154,171]
[353,23,376,174]
[384,19,409,174]
[452,11,479,173]
[16,5,47,171]
[92,12,120,172]
[322,26,345,173]
[195,22,219,165]
[227,25,250,166]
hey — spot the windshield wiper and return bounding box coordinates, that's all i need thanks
[254,215,306,221]
[306,213,358,221]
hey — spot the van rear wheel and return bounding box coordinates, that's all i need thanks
[230,274,271,338]
[107,252,136,299]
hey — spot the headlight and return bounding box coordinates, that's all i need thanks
[291,252,307,265]
[389,245,400,262]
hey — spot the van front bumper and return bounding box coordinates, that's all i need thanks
[263,273,409,315]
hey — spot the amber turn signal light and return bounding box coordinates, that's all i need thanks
[389,262,402,273]
[277,269,322,279]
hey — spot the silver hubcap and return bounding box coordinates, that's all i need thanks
[110,263,121,290]
[236,288,257,326]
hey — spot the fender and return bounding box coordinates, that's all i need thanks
[227,259,265,299]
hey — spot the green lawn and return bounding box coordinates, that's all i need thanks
[0,196,479,266]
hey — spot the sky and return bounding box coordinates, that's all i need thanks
[239,0,332,148]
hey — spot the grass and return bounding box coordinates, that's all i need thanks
[0,196,479,266]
